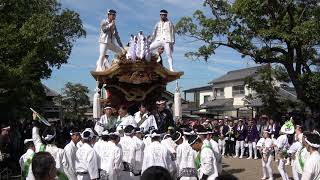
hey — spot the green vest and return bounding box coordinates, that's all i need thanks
[194,144,212,170]
[21,144,69,180]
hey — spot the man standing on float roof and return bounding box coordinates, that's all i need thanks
[96,9,124,71]
[150,9,175,71]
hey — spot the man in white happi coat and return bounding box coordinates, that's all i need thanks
[207,130,222,174]
[149,9,175,71]
[134,103,158,133]
[75,128,99,180]
[196,126,222,176]
[141,130,173,173]
[93,130,110,180]
[118,125,139,180]
[132,128,145,180]
[176,129,198,180]
[95,106,116,135]
[161,132,179,178]
[32,118,73,179]
[301,132,320,180]
[287,125,307,180]
[257,130,274,180]
[20,139,36,180]
[96,9,124,71]
[117,105,137,132]
[64,128,82,180]
[274,132,291,180]
[189,135,218,180]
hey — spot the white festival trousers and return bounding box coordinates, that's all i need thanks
[235,140,244,157]
[248,141,258,158]
[262,155,273,179]
[218,138,226,155]
[278,159,289,180]
[97,42,122,71]
[291,164,301,180]
[150,40,174,71]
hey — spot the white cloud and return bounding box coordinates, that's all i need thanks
[83,23,98,33]
[207,66,227,74]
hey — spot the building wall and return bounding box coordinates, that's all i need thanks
[199,91,213,112]
[199,91,214,106]
[224,87,233,98]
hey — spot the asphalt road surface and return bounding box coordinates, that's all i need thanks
[222,157,293,180]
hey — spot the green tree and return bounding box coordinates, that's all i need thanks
[175,0,320,113]
[245,65,301,119]
[56,82,90,121]
[0,0,86,119]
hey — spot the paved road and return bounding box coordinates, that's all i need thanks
[222,157,293,180]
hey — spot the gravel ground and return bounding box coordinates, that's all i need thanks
[222,157,293,180]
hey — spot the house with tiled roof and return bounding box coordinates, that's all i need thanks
[183,66,297,119]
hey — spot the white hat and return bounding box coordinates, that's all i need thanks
[81,128,95,140]
[224,116,229,119]
[104,106,112,110]
[24,139,33,144]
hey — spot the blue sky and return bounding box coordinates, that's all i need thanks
[43,0,256,96]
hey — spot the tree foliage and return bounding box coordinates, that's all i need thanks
[55,82,90,121]
[175,0,320,112]
[0,0,86,119]
[245,66,301,118]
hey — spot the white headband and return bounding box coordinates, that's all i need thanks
[305,138,320,148]
[189,136,199,145]
[42,131,56,141]
[151,132,161,138]
[174,132,182,143]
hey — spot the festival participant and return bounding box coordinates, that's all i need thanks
[222,119,235,157]
[176,128,197,180]
[257,130,274,180]
[117,105,137,131]
[32,116,72,179]
[161,130,178,178]
[96,9,124,71]
[93,130,110,180]
[75,128,99,180]
[246,119,259,159]
[103,131,123,180]
[132,128,145,180]
[94,106,116,135]
[301,132,320,180]
[32,152,57,180]
[189,134,218,180]
[64,128,82,180]
[0,123,11,167]
[118,125,139,180]
[134,103,158,133]
[218,120,232,156]
[274,130,293,180]
[287,125,306,180]
[20,139,36,180]
[234,119,247,159]
[149,9,175,71]
[207,129,222,174]
[154,99,174,134]
[142,130,173,173]
[195,125,221,175]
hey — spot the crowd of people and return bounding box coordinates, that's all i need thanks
[1,99,320,180]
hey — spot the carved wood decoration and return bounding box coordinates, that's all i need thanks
[91,52,183,108]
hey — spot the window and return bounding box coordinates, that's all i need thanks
[203,95,210,103]
[232,85,245,96]
[214,88,224,97]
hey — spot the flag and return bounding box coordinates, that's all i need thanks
[30,108,51,126]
